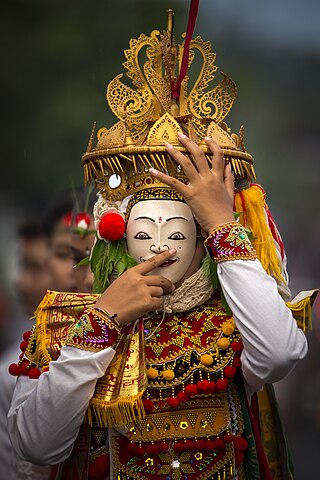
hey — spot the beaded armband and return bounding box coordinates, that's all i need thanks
[64,307,119,352]
[205,221,257,262]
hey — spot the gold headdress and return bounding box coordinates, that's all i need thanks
[82,9,255,202]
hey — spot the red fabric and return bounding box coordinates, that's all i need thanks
[172,0,199,99]
[244,390,273,480]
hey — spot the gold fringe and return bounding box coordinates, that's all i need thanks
[234,185,284,285]
[33,291,55,367]
[87,390,146,428]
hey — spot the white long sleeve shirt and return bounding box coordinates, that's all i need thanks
[8,259,308,468]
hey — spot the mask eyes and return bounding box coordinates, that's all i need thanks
[168,232,186,240]
[134,231,152,240]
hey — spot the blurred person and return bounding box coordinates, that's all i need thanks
[15,219,51,318]
[0,218,51,479]
[0,190,76,479]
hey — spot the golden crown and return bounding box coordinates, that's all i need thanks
[82,9,255,201]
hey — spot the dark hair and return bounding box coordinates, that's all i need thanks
[41,188,80,236]
[17,217,46,238]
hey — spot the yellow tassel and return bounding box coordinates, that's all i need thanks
[286,291,318,332]
[234,185,284,284]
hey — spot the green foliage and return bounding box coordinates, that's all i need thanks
[74,256,90,267]
[91,237,137,294]
[202,255,232,315]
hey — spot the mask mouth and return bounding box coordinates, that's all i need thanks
[158,258,179,268]
[139,256,179,268]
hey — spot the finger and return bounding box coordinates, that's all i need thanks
[224,163,235,202]
[149,286,164,298]
[165,141,199,181]
[204,138,225,179]
[145,275,175,294]
[177,133,210,175]
[149,297,162,312]
[135,249,177,275]
[149,168,188,196]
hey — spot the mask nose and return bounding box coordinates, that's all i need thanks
[150,244,169,254]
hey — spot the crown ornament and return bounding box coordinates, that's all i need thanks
[82,8,255,202]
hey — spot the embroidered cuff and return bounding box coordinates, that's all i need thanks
[64,308,119,352]
[205,221,257,262]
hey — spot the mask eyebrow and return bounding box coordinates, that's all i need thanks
[166,216,188,222]
[134,216,155,222]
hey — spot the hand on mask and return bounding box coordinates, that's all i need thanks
[94,249,176,326]
[149,134,235,234]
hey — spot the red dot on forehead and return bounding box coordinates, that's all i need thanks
[158,216,163,223]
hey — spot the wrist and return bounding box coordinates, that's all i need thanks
[91,306,122,333]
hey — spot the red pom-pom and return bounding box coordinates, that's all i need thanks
[22,331,32,341]
[166,397,180,408]
[174,442,185,452]
[203,439,216,451]
[215,438,225,450]
[8,363,21,376]
[197,379,211,393]
[231,340,243,352]
[207,381,216,393]
[234,436,248,452]
[195,439,207,451]
[158,442,169,452]
[19,341,28,352]
[177,391,189,403]
[93,454,110,474]
[98,212,125,242]
[184,439,194,451]
[223,433,234,443]
[224,366,237,378]
[135,446,145,457]
[216,378,229,390]
[19,353,24,360]
[142,398,154,412]
[128,443,140,456]
[28,368,41,379]
[235,452,245,466]
[185,384,198,397]
[146,443,159,455]
[20,361,30,374]
[233,356,241,368]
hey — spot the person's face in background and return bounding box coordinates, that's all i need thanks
[48,217,78,292]
[15,235,51,316]
[70,218,95,293]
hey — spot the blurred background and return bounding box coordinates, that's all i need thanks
[0,0,319,476]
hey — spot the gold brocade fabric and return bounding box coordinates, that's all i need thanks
[27,290,148,428]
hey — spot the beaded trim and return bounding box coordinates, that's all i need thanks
[89,306,122,334]
[64,309,118,352]
[205,221,257,262]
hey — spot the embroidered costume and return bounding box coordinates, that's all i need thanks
[8,4,317,480]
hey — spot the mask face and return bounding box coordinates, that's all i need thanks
[126,200,197,283]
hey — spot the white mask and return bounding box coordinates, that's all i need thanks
[126,200,197,283]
